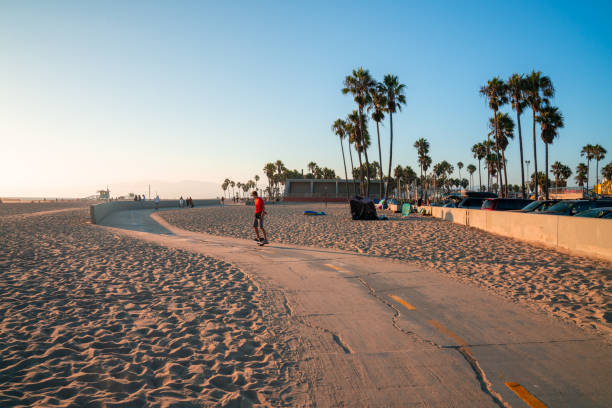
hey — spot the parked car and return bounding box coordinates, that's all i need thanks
[542,200,612,216]
[458,197,488,209]
[481,198,534,211]
[573,207,612,219]
[465,191,498,198]
[517,200,559,213]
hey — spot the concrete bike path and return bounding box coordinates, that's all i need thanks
[98,208,612,407]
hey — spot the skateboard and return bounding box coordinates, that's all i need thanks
[254,238,267,246]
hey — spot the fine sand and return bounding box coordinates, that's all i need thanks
[0,202,90,217]
[0,209,298,407]
[160,203,612,335]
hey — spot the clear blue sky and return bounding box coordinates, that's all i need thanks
[1,0,611,196]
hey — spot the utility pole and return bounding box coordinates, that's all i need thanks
[148,184,151,200]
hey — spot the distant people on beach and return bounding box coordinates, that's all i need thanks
[155,195,159,210]
[179,196,184,208]
[221,196,225,206]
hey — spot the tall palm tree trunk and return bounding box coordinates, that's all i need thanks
[340,138,350,201]
[493,109,504,197]
[545,143,549,200]
[376,122,384,199]
[385,112,394,200]
[586,160,590,191]
[532,109,539,199]
[596,159,600,188]
[486,136,491,192]
[357,107,370,197]
[501,149,509,197]
[357,149,365,196]
[419,165,423,200]
[348,145,357,195]
[478,159,482,192]
[517,113,526,198]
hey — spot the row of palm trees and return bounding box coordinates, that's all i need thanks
[333,68,406,201]
[579,144,607,190]
[221,177,260,199]
[480,71,564,200]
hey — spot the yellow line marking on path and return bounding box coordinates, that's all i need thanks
[388,295,416,310]
[505,382,548,408]
[428,319,470,349]
[324,264,345,272]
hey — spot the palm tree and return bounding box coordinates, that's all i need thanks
[489,112,515,196]
[307,161,317,176]
[379,74,407,200]
[480,77,508,196]
[236,182,243,199]
[414,138,430,198]
[580,144,595,191]
[467,164,476,190]
[403,166,417,199]
[254,175,260,193]
[394,165,403,198]
[368,88,387,198]
[343,119,358,194]
[222,178,231,198]
[332,118,351,200]
[263,163,276,199]
[536,106,564,200]
[221,181,228,198]
[483,140,496,191]
[230,180,236,199]
[457,162,463,181]
[593,144,607,188]
[485,152,499,193]
[575,163,588,187]
[422,155,432,200]
[471,142,486,191]
[524,71,555,199]
[347,111,366,194]
[602,162,612,181]
[551,161,563,191]
[507,73,528,197]
[343,68,376,196]
[560,164,572,188]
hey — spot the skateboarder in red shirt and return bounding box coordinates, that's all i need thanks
[252,191,268,245]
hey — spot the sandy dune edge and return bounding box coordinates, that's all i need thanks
[0,210,300,407]
[160,204,612,336]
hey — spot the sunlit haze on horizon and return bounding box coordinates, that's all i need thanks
[1,1,611,198]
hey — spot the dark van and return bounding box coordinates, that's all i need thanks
[482,198,534,211]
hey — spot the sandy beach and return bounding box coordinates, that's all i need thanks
[160,203,612,335]
[0,209,298,407]
[0,202,90,217]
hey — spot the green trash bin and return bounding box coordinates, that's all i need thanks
[401,203,411,217]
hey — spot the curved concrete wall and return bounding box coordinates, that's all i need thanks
[430,207,612,262]
[90,199,219,224]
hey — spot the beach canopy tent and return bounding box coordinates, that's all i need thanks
[350,196,378,220]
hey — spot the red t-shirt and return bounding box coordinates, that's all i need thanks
[254,197,264,214]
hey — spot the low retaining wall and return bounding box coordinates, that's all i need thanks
[283,197,348,203]
[429,207,612,262]
[90,199,219,224]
